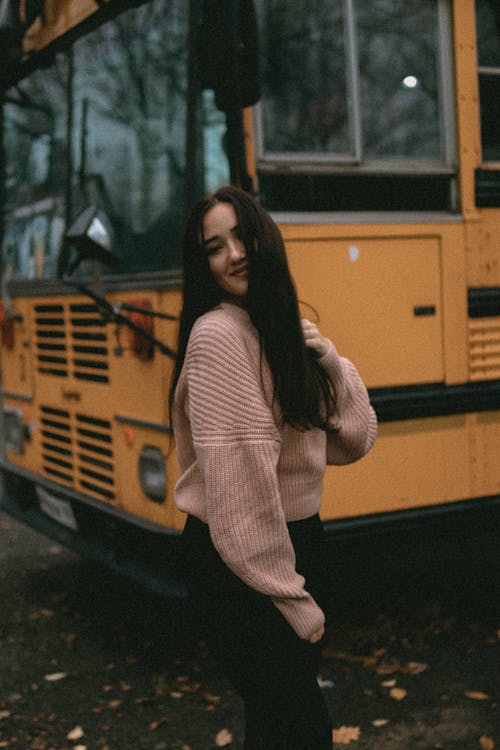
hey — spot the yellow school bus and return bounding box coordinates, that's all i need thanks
[0,0,499,591]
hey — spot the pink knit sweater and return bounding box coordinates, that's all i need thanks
[173,302,377,640]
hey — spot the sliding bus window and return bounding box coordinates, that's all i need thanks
[476,0,500,162]
[255,0,456,212]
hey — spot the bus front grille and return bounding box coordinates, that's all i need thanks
[70,304,110,383]
[39,406,116,503]
[35,304,69,377]
[34,302,110,384]
[469,318,500,381]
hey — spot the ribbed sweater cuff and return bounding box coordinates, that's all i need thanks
[273,595,325,641]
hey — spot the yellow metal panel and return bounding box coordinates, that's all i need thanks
[466,213,500,288]
[286,235,444,388]
[470,411,500,497]
[0,299,33,398]
[321,414,470,520]
[440,222,469,384]
[112,421,183,530]
[452,0,481,219]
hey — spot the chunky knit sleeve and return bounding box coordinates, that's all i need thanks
[319,342,377,465]
[185,315,325,641]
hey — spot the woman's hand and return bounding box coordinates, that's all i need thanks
[308,625,325,644]
[301,319,330,358]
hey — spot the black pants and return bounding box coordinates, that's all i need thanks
[182,514,332,750]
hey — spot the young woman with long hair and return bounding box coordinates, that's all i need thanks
[169,185,377,749]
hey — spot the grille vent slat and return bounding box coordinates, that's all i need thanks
[39,407,115,503]
[35,303,68,377]
[39,406,73,486]
[469,319,500,380]
[33,301,110,384]
[75,414,115,501]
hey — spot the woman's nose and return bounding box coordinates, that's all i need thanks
[229,239,246,260]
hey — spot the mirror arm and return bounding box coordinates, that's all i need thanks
[63,278,177,359]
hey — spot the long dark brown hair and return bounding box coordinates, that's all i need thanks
[169,185,335,430]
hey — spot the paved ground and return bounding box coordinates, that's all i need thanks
[0,508,498,750]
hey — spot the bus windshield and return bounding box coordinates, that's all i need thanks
[2,0,228,282]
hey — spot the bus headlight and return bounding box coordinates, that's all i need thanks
[138,446,166,503]
[4,408,26,454]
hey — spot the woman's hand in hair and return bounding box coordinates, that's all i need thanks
[301,319,330,358]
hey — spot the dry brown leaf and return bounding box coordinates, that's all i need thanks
[376,662,400,675]
[404,661,429,675]
[381,679,397,688]
[149,717,168,731]
[465,691,490,701]
[390,687,407,701]
[215,728,233,746]
[202,692,221,703]
[480,736,495,750]
[372,719,389,727]
[44,672,68,682]
[332,725,361,744]
[66,726,84,741]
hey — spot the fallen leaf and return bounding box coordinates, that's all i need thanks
[332,725,361,744]
[170,691,183,699]
[202,692,221,704]
[480,737,495,750]
[371,719,389,727]
[107,699,121,709]
[404,661,429,675]
[215,728,233,746]
[44,672,68,682]
[376,662,400,675]
[67,726,84,741]
[74,746,87,750]
[465,691,490,701]
[381,679,397,688]
[29,608,55,620]
[149,717,168,730]
[29,739,47,750]
[390,687,407,701]
[0,710,11,719]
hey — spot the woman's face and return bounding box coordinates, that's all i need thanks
[202,202,249,300]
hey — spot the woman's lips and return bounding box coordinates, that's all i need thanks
[231,266,248,277]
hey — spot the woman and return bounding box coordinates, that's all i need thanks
[170,185,377,749]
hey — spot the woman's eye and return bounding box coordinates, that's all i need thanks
[206,244,222,255]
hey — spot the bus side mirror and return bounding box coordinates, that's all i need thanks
[57,206,119,277]
[199,0,260,112]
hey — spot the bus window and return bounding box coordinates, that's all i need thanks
[2,58,68,280]
[71,0,189,274]
[255,0,456,212]
[476,0,500,162]
[2,0,231,283]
